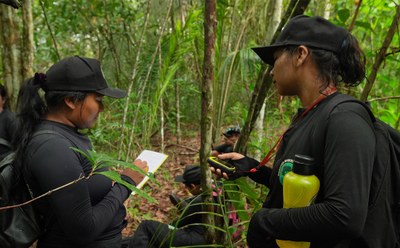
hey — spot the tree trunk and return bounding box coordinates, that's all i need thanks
[0,5,22,108]
[348,0,362,32]
[237,0,311,154]
[254,0,283,160]
[21,0,34,82]
[361,4,400,102]
[316,0,332,19]
[175,82,181,144]
[117,1,151,160]
[160,96,165,153]
[201,0,216,243]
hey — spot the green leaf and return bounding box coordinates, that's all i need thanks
[96,171,157,203]
[355,21,373,32]
[337,9,350,23]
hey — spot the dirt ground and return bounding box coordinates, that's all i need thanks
[122,129,204,237]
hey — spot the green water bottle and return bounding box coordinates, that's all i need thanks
[276,154,320,248]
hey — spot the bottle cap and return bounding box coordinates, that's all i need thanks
[292,154,315,175]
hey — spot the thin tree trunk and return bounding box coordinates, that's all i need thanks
[361,4,400,102]
[39,0,60,60]
[348,0,362,32]
[21,0,34,82]
[316,0,332,19]
[160,96,165,153]
[237,0,311,154]
[117,1,151,160]
[174,0,186,145]
[0,5,22,107]
[125,0,173,160]
[201,0,216,243]
[214,0,236,137]
[175,82,181,144]
[218,4,252,130]
[254,0,283,160]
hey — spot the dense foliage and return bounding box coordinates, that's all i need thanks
[0,0,399,246]
[1,0,395,158]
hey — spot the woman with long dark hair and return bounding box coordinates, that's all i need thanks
[12,56,147,248]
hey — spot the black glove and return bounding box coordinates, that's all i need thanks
[228,156,260,180]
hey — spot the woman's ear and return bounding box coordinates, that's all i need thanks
[64,97,78,110]
[295,45,310,67]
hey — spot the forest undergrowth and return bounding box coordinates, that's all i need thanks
[123,127,203,238]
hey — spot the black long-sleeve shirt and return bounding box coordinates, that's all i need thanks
[247,93,376,248]
[25,120,132,247]
[0,109,15,156]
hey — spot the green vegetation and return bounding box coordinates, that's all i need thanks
[0,0,399,246]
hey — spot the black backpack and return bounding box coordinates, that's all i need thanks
[315,93,400,247]
[0,130,66,248]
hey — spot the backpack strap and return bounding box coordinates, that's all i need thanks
[25,129,78,198]
[24,129,79,234]
[311,94,375,178]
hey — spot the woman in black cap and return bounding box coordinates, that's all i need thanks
[12,56,147,248]
[210,15,383,247]
[211,125,241,156]
[130,164,208,247]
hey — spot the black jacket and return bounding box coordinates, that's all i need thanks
[247,93,376,248]
[25,120,132,247]
[0,109,15,156]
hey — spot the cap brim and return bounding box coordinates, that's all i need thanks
[175,175,185,183]
[96,87,127,98]
[252,45,282,65]
[223,133,232,138]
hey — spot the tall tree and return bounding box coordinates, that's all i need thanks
[200,0,216,243]
[0,5,21,107]
[253,0,283,160]
[21,0,34,80]
[0,1,33,108]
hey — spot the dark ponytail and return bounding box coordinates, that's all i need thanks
[337,34,366,87]
[12,76,48,177]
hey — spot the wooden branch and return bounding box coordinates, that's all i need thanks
[361,5,400,101]
[0,175,85,211]
[385,47,400,57]
[38,0,60,60]
[348,0,362,32]
[368,96,400,102]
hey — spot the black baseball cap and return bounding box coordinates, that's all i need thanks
[223,125,241,138]
[175,164,201,185]
[45,56,127,98]
[252,15,349,65]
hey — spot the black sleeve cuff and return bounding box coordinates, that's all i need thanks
[120,174,137,187]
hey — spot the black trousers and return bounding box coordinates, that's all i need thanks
[127,220,207,248]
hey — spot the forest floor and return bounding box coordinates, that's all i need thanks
[122,127,204,237]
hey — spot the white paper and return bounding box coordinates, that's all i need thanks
[134,150,168,190]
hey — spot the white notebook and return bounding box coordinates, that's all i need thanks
[134,150,168,190]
